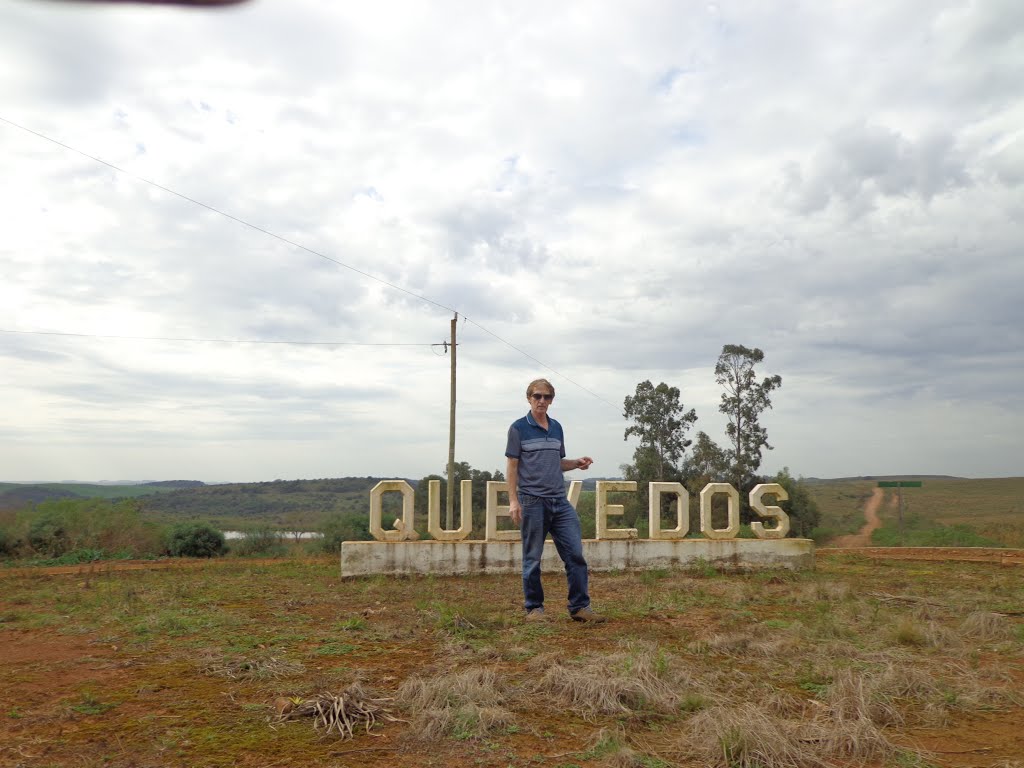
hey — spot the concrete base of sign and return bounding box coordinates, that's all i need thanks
[340,538,814,578]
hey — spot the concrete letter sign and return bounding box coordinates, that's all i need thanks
[426,479,474,541]
[648,482,689,540]
[365,480,794,542]
[567,480,582,510]
[700,483,740,540]
[596,481,639,540]
[485,481,520,541]
[346,479,814,577]
[368,480,420,542]
[749,483,790,539]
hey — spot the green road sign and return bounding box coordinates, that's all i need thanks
[877,481,923,488]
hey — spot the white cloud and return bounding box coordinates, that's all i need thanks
[1,0,1021,483]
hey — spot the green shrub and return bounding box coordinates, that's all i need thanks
[12,499,164,562]
[230,526,286,557]
[27,510,72,556]
[318,512,371,553]
[167,523,227,558]
[808,526,837,544]
[35,549,106,566]
[0,525,17,557]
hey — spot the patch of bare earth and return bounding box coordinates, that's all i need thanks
[828,487,885,548]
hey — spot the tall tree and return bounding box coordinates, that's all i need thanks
[772,467,821,539]
[681,430,730,493]
[715,344,782,487]
[623,381,697,480]
[622,380,698,527]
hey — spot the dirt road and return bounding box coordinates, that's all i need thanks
[828,486,884,547]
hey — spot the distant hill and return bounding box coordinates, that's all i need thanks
[0,481,202,511]
[137,477,400,525]
[0,477,400,524]
[0,484,81,510]
[141,480,206,488]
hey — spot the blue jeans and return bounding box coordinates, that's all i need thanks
[520,493,590,614]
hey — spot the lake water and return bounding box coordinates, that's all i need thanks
[222,530,323,540]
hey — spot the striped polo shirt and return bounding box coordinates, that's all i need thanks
[505,411,567,498]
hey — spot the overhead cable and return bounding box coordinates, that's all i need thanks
[0,115,619,411]
[0,328,435,347]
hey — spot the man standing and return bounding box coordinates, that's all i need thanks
[506,378,605,623]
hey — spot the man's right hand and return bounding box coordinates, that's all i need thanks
[509,499,522,526]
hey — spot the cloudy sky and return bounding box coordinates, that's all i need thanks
[1,0,1021,484]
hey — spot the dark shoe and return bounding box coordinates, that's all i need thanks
[524,607,547,622]
[570,607,607,623]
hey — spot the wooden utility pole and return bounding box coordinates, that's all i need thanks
[877,480,922,545]
[446,313,458,529]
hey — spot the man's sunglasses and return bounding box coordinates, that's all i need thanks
[530,393,554,401]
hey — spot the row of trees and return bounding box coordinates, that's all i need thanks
[413,462,506,539]
[621,344,819,536]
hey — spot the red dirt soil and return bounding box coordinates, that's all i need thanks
[827,487,884,548]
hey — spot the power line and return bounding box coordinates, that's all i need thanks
[0,115,620,411]
[463,318,621,411]
[3,325,620,409]
[0,115,456,316]
[0,328,435,347]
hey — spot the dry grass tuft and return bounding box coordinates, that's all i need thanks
[876,664,944,701]
[824,663,953,727]
[764,690,809,718]
[703,632,752,655]
[700,628,799,659]
[960,610,1014,642]
[890,618,930,647]
[396,666,513,740]
[921,620,961,649]
[203,654,304,681]
[277,682,401,740]
[797,582,851,603]
[811,715,898,761]
[601,746,646,768]
[585,726,646,767]
[684,704,824,768]
[530,642,702,720]
[682,702,900,767]
[822,668,903,727]
[946,663,1024,710]
[440,637,501,661]
[749,635,802,657]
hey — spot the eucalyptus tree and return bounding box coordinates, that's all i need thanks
[714,344,783,487]
[621,380,698,527]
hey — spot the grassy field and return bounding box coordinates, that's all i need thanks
[807,477,1024,548]
[1,555,1022,767]
[0,483,183,499]
[805,478,880,539]
[878,478,1024,547]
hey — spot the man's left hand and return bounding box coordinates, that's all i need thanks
[576,456,593,470]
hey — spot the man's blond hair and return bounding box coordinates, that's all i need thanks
[526,378,555,399]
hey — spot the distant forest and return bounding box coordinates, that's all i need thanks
[0,478,403,526]
[139,477,395,523]
[0,476,632,530]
